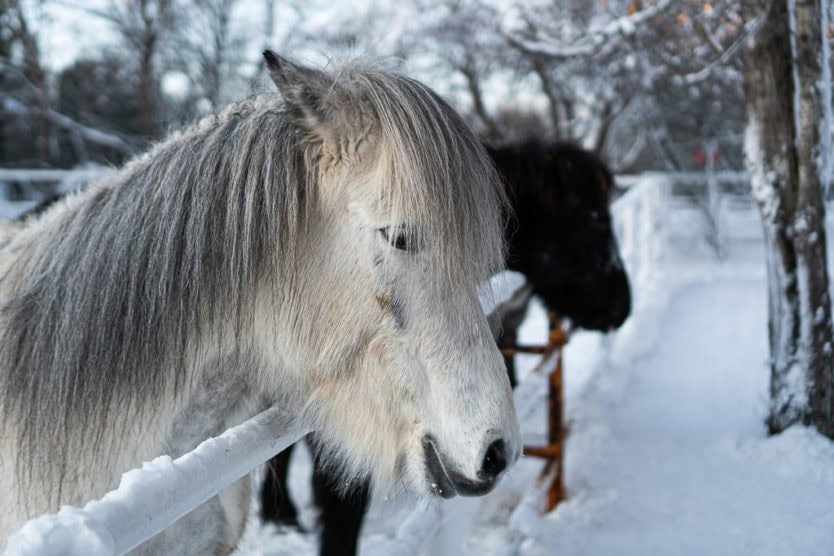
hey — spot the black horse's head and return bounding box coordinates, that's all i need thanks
[489,141,631,331]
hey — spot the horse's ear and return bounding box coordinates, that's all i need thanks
[263,50,344,139]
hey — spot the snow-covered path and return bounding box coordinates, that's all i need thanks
[516,278,834,556]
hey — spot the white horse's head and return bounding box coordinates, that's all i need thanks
[260,52,520,498]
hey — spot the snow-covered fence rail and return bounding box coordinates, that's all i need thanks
[0,168,110,199]
[612,173,669,286]
[612,170,751,282]
[0,168,109,186]
[0,168,110,218]
[5,409,310,556]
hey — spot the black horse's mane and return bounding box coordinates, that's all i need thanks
[487,139,614,213]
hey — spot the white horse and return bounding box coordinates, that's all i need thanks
[0,52,520,553]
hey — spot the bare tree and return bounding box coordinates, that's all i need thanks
[407,0,508,141]
[3,0,54,165]
[75,0,175,141]
[506,0,747,165]
[1,13,138,167]
[742,0,834,437]
[506,0,675,144]
[172,0,248,111]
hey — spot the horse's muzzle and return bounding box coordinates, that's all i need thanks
[421,435,509,498]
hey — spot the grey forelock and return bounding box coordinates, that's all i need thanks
[356,70,508,285]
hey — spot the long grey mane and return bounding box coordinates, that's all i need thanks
[0,59,507,500]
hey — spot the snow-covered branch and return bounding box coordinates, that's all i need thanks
[2,97,137,155]
[505,0,674,60]
[681,3,768,85]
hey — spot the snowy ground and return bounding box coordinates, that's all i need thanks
[234,186,834,555]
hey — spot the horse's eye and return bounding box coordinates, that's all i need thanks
[379,227,414,252]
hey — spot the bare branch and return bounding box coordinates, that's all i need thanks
[695,18,725,54]
[505,0,674,60]
[682,3,769,85]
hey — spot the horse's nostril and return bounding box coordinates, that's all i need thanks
[481,439,508,479]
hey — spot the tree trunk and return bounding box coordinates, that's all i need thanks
[742,0,834,437]
[793,0,834,437]
[11,0,53,166]
[459,62,499,142]
[593,100,618,155]
[136,0,166,142]
[139,30,157,141]
[532,59,562,138]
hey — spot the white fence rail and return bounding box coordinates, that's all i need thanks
[5,410,310,556]
[613,170,752,283]
[0,168,110,185]
[0,168,110,217]
[613,173,669,287]
[0,168,110,197]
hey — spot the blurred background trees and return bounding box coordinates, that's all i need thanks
[0,0,765,172]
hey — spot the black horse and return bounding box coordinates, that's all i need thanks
[490,140,630,385]
[259,140,631,556]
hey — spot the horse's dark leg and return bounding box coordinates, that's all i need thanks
[493,285,533,389]
[312,453,371,556]
[260,444,301,527]
[498,326,519,388]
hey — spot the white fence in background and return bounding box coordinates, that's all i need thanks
[0,168,110,197]
[612,173,669,287]
[0,168,111,218]
[5,410,310,556]
[0,168,109,186]
[0,169,753,556]
[613,171,752,283]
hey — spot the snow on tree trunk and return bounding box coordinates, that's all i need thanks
[742,0,834,437]
[793,0,834,437]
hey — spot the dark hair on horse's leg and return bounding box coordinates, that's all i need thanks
[312,450,371,556]
[496,299,529,389]
[260,445,300,527]
[505,354,518,390]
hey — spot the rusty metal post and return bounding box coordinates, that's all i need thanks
[546,314,566,510]
[502,315,568,513]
